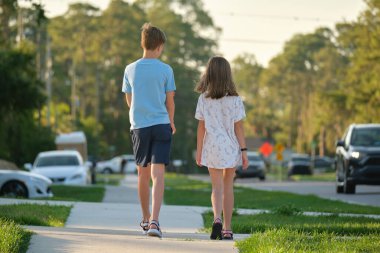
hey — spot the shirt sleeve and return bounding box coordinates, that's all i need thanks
[165,67,176,92]
[195,95,204,120]
[121,68,132,93]
[234,96,246,122]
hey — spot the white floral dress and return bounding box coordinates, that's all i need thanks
[195,93,246,169]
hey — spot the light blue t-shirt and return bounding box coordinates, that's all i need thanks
[122,58,176,129]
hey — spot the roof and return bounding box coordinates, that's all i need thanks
[55,131,86,144]
[352,124,380,129]
[37,150,81,157]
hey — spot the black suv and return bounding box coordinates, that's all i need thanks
[335,124,380,194]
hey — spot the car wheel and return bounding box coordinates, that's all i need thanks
[103,168,113,174]
[0,180,29,198]
[259,176,266,181]
[343,172,356,194]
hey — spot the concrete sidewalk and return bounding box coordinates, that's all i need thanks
[25,202,243,253]
[0,174,244,253]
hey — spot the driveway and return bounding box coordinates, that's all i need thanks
[235,178,380,207]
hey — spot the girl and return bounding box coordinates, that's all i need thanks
[195,56,249,240]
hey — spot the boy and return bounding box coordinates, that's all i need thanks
[122,23,176,238]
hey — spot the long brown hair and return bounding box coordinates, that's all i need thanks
[195,56,238,99]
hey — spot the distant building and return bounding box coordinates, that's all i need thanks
[55,131,87,161]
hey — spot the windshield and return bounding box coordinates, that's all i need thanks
[351,127,380,147]
[248,155,262,161]
[292,157,310,162]
[36,156,79,167]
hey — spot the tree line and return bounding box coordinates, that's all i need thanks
[233,0,380,156]
[0,0,378,169]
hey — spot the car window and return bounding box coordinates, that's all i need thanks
[350,127,380,147]
[292,157,310,162]
[36,156,79,167]
[248,156,262,161]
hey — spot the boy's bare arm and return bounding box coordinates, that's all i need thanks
[125,93,132,108]
[196,120,205,166]
[234,120,249,169]
[166,91,176,134]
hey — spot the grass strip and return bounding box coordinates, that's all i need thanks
[95,173,126,186]
[0,204,71,227]
[164,173,380,214]
[0,218,32,253]
[202,211,380,235]
[236,228,380,253]
[50,185,105,202]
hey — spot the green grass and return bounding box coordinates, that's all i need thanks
[95,173,125,186]
[0,204,71,227]
[236,229,380,253]
[50,185,105,202]
[291,172,336,182]
[0,218,31,253]
[164,173,380,214]
[202,211,380,235]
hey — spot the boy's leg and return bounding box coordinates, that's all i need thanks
[150,163,165,222]
[138,165,151,221]
[208,168,223,221]
[222,168,236,230]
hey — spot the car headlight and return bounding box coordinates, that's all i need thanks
[351,151,366,159]
[71,174,83,180]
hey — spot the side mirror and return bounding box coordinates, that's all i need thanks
[24,163,32,171]
[336,140,344,147]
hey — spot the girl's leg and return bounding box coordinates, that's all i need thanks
[222,168,236,230]
[208,168,223,221]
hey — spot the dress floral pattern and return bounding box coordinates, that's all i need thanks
[195,93,246,169]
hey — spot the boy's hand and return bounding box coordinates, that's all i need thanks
[242,152,249,170]
[171,123,176,134]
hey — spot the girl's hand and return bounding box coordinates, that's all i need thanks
[242,152,249,170]
[196,149,202,167]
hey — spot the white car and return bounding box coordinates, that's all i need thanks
[96,156,122,174]
[96,155,137,174]
[0,170,53,198]
[25,150,90,185]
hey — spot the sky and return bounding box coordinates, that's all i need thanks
[33,0,366,66]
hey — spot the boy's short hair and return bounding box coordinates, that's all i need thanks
[141,23,166,50]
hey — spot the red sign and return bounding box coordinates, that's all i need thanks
[259,142,273,157]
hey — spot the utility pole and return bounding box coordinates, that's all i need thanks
[45,36,52,127]
[70,61,77,125]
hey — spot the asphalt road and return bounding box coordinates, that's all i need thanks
[235,179,380,207]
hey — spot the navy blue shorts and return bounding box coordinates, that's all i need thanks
[130,124,172,167]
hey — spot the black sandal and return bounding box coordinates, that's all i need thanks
[210,218,223,240]
[147,220,162,238]
[140,220,149,235]
[222,230,233,240]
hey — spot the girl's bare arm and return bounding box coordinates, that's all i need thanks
[196,120,205,166]
[234,120,249,169]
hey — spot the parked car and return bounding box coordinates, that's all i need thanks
[235,152,266,180]
[96,155,137,174]
[25,150,90,185]
[335,123,380,194]
[0,161,53,198]
[96,156,123,174]
[312,156,334,172]
[287,154,312,176]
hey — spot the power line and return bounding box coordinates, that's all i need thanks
[219,12,337,22]
[222,38,283,44]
